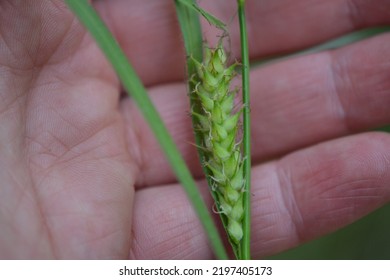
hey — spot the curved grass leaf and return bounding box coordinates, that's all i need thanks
[65,0,227,260]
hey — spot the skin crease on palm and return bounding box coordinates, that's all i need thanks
[0,0,389,260]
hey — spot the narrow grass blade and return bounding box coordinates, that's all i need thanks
[237,0,251,260]
[255,26,390,67]
[65,0,227,260]
[176,0,226,31]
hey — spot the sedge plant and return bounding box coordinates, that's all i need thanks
[175,0,251,259]
[66,0,253,260]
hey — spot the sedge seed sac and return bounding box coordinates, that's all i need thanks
[192,44,244,244]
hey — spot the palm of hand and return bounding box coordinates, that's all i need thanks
[1,0,389,259]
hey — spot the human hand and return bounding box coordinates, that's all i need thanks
[0,0,389,259]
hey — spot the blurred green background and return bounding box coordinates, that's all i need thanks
[265,26,390,258]
[270,202,390,259]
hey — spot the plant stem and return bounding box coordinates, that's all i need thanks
[65,0,227,260]
[237,0,251,260]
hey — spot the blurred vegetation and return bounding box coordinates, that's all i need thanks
[378,125,390,133]
[270,203,390,259]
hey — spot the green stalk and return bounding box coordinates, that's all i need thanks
[65,0,227,260]
[238,0,251,260]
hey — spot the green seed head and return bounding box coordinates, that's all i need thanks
[230,164,244,191]
[218,196,232,215]
[224,151,240,178]
[197,89,214,111]
[224,187,240,204]
[217,47,227,64]
[192,43,244,245]
[220,131,236,150]
[220,92,235,114]
[192,112,210,131]
[213,142,230,160]
[223,112,240,132]
[230,197,244,221]
[203,70,219,90]
[214,123,228,140]
[228,220,243,245]
[212,50,225,73]
[211,103,224,124]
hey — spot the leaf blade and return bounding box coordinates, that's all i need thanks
[237,0,251,260]
[65,0,228,260]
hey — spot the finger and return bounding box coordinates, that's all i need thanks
[249,33,390,160]
[93,0,390,86]
[122,34,390,187]
[250,132,390,258]
[129,132,390,259]
[129,181,216,260]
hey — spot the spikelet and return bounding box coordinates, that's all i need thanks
[192,43,244,244]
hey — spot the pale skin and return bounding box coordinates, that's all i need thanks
[0,0,390,259]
